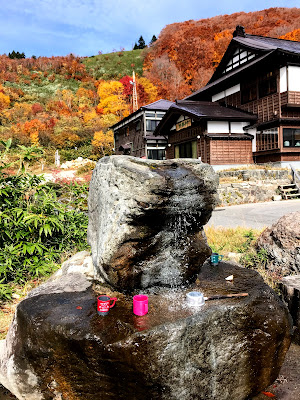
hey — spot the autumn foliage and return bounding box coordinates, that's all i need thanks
[0,53,159,154]
[0,7,299,157]
[144,7,300,99]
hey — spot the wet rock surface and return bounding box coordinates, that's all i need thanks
[256,212,300,276]
[280,275,300,344]
[87,156,218,291]
[0,262,292,400]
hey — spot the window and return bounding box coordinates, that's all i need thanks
[145,111,155,117]
[241,71,277,104]
[223,48,256,74]
[156,112,165,119]
[258,72,277,98]
[283,128,300,147]
[174,141,197,158]
[241,80,257,104]
[135,120,141,131]
[147,149,165,160]
[256,128,279,151]
[146,119,160,132]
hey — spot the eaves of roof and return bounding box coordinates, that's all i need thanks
[206,133,252,140]
[110,99,174,130]
[154,101,257,136]
[171,100,257,120]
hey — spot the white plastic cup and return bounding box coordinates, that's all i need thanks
[186,291,205,307]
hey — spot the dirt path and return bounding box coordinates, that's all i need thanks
[1,343,299,399]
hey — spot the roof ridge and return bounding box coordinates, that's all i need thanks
[143,99,173,107]
[245,33,300,44]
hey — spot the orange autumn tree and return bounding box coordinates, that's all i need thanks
[280,29,300,41]
[144,54,190,100]
[137,77,158,105]
[144,8,300,98]
[0,90,10,111]
[21,119,46,146]
[92,129,114,157]
[97,80,130,118]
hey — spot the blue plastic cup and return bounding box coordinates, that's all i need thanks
[210,253,223,266]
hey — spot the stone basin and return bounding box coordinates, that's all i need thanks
[0,261,292,400]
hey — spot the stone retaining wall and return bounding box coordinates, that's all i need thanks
[218,169,290,181]
[217,169,291,206]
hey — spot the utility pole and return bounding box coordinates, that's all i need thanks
[131,71,138,112]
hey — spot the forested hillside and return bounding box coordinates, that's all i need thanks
[144,7,300,99]
[0,7,299,158]
[0,51,158,159]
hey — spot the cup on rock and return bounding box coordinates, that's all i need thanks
[97,295,117,316]
[210,253,223,266]
[186,291,205,307]
[133,295,148,316]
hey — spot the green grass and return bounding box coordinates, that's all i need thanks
[204,225,282,290]
[5,75,81,104]
[204,226,262,254]
[83,49,145,80]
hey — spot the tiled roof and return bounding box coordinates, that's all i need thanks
[141,99,174,110]
[171,100,257,120]
[111,99,174,130]
[154,100,257,136]
[237,34,300,54]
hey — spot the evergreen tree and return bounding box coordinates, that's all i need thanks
[149,35,157,45]
[137,36,146,49]
[133,42,139,50]
[8,50,25,59]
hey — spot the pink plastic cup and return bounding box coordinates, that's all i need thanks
[133,295,148,316]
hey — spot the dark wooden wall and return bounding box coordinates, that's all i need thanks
[115,118,145,158]
[209,139,253,165]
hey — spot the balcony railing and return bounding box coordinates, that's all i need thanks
[256,132,279,151]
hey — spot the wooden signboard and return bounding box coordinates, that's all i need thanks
[176,119,191,131]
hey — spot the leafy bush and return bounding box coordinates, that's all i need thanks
[76,162,95,176]
[59,144,94,161]
[0,140,89,300]
[48,180,89,212]
[0,283,13,301]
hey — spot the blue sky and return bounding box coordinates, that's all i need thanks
[0,0,299,57]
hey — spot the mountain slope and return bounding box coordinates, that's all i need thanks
[143,7,300,99]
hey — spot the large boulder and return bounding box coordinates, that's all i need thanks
[256,211,300,276]
[87,156,218,291]
[0,261,292,400]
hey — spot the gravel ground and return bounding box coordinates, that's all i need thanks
[0,343,299,399]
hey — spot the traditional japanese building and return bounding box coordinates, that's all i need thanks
[113,27,300,166]
[112,99,173,160]
[155,100,257,165]
[182,26,300,165]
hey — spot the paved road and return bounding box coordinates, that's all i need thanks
[207,199,300,229]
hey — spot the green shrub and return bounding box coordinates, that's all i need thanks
[76,162,95,176]
[0,283,13,301]
[0,140,89,300]
[60,144,94,161]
